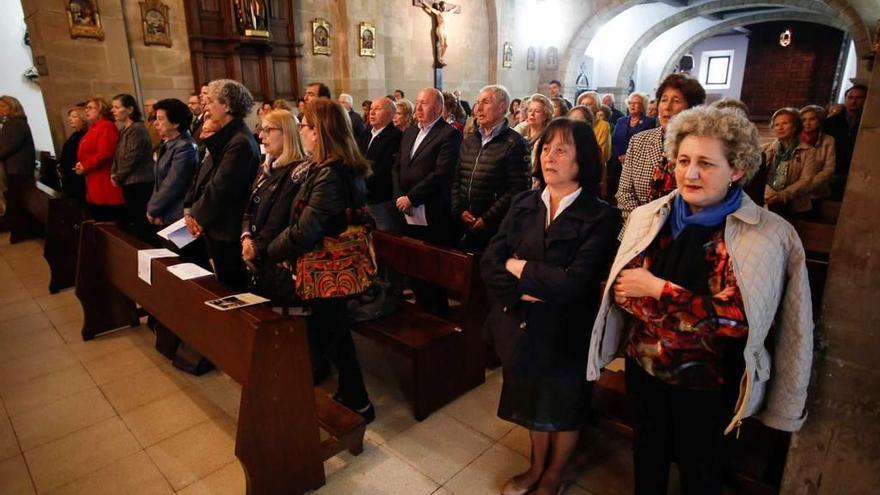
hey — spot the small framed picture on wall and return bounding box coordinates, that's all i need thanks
[359,22,376,57]
[66,0,105,40]
[140,0,172,47]
[312,18,331,55]
[502,42,513,68]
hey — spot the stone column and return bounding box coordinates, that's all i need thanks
[780,69,880,494]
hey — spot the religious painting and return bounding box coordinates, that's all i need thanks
[312,19,331,55]
[502,42,513,68]
[545,46,559,71]
[66,0,104,40]
[234,0,270,38]
[526,46,536,70]
[140,0,171,47]
[359,22,376,57]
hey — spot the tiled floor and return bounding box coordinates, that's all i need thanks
[0,232,637,495]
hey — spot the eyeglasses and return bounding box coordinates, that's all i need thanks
[299,123,313,129]
[258,126,281,135]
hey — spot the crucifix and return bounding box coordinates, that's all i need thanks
[414,0,461,89]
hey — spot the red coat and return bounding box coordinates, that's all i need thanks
[77,119,124,205]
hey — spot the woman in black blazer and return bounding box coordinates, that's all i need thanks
[481,118,619,495]
[241,109,308,305]
[0,95,36,243]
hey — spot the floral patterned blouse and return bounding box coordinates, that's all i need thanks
[619,226,749,389]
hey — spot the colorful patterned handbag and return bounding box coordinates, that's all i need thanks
[293,164,377,300]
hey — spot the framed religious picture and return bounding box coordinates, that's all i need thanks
[140,0,171,47]
[526,46,536,70]
[233,0,270,38]
[312,18,331,55]
[359,22,376,57]
[66,0,104,40]
[502,42,513,68]
[545,46,559,70]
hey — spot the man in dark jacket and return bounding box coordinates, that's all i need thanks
[339,93,367,139]
[394,87,462,314]
[823,84,867,199]
[184,79,260,290]
[452,84,530,251]
[359,96,403,232]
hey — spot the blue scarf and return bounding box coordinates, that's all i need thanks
[670,186,743,239]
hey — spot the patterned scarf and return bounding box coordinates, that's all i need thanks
[768,138,798,191]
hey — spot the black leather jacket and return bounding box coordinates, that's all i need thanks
[267,160,367,263]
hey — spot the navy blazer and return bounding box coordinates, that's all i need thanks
[147,132,198,225]
[392,118,462,233]
[611,114,657,158]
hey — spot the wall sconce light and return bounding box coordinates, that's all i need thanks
[779,29,792,47]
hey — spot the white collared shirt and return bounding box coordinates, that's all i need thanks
[411,116,443,157]
[541,187,582,227]
[368,124,388,150]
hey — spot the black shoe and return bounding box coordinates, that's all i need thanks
[332,393,375,424]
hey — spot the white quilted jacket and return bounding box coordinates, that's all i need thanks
[587,191,814,434]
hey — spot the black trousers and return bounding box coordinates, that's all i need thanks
[404,223,450,315]
[204,236,247,291]
[307,298,370,407]
[5,174,38,242]
[122,182,155,244]
[625,358,736,495]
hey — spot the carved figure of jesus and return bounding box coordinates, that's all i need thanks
[419,0,449,67]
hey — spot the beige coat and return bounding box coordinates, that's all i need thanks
[587,192,814,434]
[806,133,836,199]
[763,140,818,213]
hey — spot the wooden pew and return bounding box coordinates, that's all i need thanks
[791,219,834,312]
[18,175,85,293]
[352,231,486,420]
[75,221,366,495]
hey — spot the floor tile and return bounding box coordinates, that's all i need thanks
[146,417,237,491]
[0,454,36,495]
[573,428,633,495]
[43,304,84,328]
[0,312,54,341]
[440,370,512,441]
[317,445,438,495]
[81,345,157,385]
[444,443,529,495]
[185,371,242,419]
[66,329,149,363]
[363,384,418,447]
[0,300,43,322]
[0,325,66,362]
[33,290,80,312]
[54,321,85,344]
[2,364,96,416]
[0,347,82,392]
[175,461,245,495]
[24,417,141,493]
[45,451,173,495]
[100,365,190,413]
[0,288,32,306]
[385,411,493,484]
[0,414,20,460]
[497,426,530,459]
[121,388,225,447]
[11,387,116,451]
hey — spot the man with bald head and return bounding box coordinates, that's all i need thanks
[358,96,403,232]
[394,87,462,313]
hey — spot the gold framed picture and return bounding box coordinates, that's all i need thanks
[502,42,513,68]
[312,18,331,55]
[65,0,104,40]
[140,0,171,47]
[359,22,376,57]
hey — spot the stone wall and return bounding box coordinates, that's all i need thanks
[20,0,193,154]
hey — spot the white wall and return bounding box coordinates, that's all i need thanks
[2,1,53,154]
[838,40,857,102]
[635,17,717,95]
[690,34,750,100]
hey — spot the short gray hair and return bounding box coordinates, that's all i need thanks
[527,93,553,117]
[664,106,762,185]
[480,84,511,108]
[208,79,254,119]
[799,104,826,120]
[628,92,648,109]
[339,93,354,106]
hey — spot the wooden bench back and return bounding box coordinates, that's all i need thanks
[371,231,475,303]
[791,220,834,257]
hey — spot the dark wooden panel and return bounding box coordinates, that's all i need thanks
[205,55,228,82]
[201,0,220,11]
[273,59,292,98]
[240,56,264,100]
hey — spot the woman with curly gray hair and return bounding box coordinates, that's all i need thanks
[186,79,261,290]
[589,106,814,495]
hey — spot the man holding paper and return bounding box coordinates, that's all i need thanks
[451,85,530,251]
[392,87,461,246]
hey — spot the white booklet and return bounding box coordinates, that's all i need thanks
[137,248,179,285]
[167,263,213,280]
[404,204,428,226]
[157,218,197,249]
[205,293,270,311]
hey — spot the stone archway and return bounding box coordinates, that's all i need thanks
[613,0,839,90]
[659,11,850,78]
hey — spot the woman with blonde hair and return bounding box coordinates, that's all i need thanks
[59,104,88,203]
[513,93,553,150]
[393,98,415,131]
[76,96,124,221]
[763,108,817,218]
[241,109,308,306]
[576,91,612,164]
[0,95,37,242]
[268,99,375,420]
